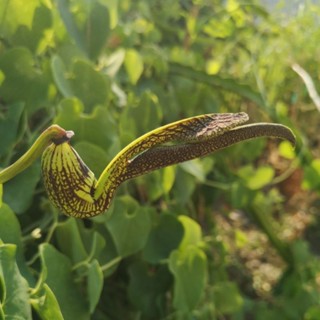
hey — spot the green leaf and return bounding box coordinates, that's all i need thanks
[106,196,152,257]
[56,0,86,54]
[203,17,234,38]
[88,260,103,314]
[70,60,110,112]
[119,91,163,141]
[84,2,110,60]
[169,246,207,312]
[0,243,32,319]
[162,166,176,194]
[54,219,88,265]
[173,169,197,205]
[74,141,109,177]
[128,261,172,318]
[278,140,295,160]
[169,63,266,108]
[0,184,2,208]
[12,4,52,53]
[51,55,74,98]
[247,166,275,190]
[3,161,41,214]
[237,165,275,190]
[0,102,24,157]
[125,49,144,84]
[305,306,320,320]
[213,281,244,314]
[31,284,64,320]
[0,0,39,36]
[54,98,118,151]
[180,159,207,183]
[178,215,203,250]
[0,47,50,112]
[303,159,320,190]
[0,204,33,283]
[39,243,90,320]
[143,214,184,263]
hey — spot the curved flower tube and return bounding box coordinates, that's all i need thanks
[0,112,295,218]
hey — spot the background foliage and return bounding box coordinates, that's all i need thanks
[0,0,320,319]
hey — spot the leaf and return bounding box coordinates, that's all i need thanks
[54,98,118,151]
[55,0,86,54]
[178,215,203,250]
[0,0,39,36]
[54,219,88,265]
[84,2,110,60]
[39,243,90,320]
[203,17,234,38]
[0,184,2,208]
[88,260,103,314]
[278,140,295,160]
[169,246,207,312]
[247,166,274,190]
[143,214,184,263]
[12,4,53,53]
[213,281,244,314]
[125,49,144,84]
[51,55,74,98]
[180,159,207,183]
[0,47,50,112]
[128,261,172,318]
[70,60,110,112]
[237,165,275,190]
[31,284,64,320]
[106,196,152,257]
[74,141,109,177]
[169,63,266,108]
[0,243,32,319]
[162,166,176,194]
[0,102,24,157]
[3,161,41,214]
[0,204,33,283]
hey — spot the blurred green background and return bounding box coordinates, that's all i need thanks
[1,0,320,319]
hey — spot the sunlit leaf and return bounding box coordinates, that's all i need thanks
[278,140,295,160]
[178,215,203,250]
[169,246,207,311]
[125,49,144,84]
[162,166,176,194]
[246,166,274,190]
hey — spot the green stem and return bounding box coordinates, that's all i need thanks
[0,125,73,184]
